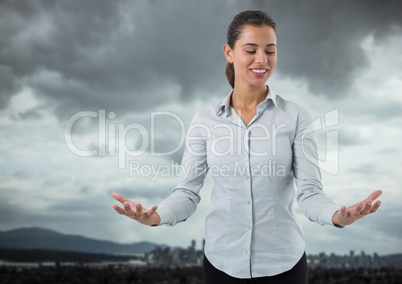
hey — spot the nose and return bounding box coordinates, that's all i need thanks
[255,50,268,64]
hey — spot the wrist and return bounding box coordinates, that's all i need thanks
[150,213,161,226]
[332,211,344,228]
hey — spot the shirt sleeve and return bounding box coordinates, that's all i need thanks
[156,111,209,226]
[292,107,341,227]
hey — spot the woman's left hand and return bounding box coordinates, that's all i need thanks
[332,190,382,227]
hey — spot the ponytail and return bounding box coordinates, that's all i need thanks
[225,63,235,89]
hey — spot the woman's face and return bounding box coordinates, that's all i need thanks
[225,25,277,89]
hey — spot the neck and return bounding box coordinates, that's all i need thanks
[231,84,268,110]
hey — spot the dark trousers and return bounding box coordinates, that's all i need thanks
[203,253,308,284]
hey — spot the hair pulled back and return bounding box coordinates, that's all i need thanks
[225,10,277,89]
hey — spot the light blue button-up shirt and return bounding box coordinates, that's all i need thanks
[157,88,340,278]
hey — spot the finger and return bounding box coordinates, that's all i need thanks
[353,203,364,216]
[143,205,158,218]
[369,200,381,214]
[136,203,143,218]
[112,204,126,215]
[340,206,347,217]
[360,200,372,215]
[111,192,128,205]
[124,202,136,217]
[150,205,158,214]
[365,190,383,202]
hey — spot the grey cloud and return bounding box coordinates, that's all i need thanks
[369,101,402,120]
[0,65,21,109]
[13,106,44,120]
[256,0,402,98]
[2,0,401,121]
[303,201,401,254]
[12,171,33,180]
[342,100,402,121]
[46,195,111,215]
[147,113,188,164]
[314,125,367,152]
[151,141,185,165]
[0,0,234,120]
[0,194,116,240]
[366,206,402,240]
[377,148,399,155]
[0,183,111,227]
[0,203,26,227]
[80,186,90,194]
[110,185,174,202]
[0,188,27,225]
[350,163,378,175]
[339,127,367,146]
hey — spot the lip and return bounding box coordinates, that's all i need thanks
[250,68,269,77]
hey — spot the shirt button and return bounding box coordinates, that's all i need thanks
[247,201,251,205]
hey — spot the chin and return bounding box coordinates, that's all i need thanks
[249,81,268,88]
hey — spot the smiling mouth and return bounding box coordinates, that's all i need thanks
[251,69,268,74]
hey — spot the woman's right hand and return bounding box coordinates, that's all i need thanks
[111,192,161,226]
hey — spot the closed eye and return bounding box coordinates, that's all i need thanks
[246,50,275,55]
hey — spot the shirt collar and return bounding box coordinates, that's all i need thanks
[215,86,278,117]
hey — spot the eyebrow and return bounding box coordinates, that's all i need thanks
[241,43,277,47]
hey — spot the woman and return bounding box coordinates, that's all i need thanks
[112,10,382,283]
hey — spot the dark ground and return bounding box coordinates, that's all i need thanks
[0,265,401,284]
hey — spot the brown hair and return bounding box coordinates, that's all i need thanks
[225,10,277,89]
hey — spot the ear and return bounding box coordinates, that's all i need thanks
[223,44,234,64]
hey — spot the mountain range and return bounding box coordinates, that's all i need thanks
[0,227,164,255]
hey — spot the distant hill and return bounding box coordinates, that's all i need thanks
[0,227,164,255]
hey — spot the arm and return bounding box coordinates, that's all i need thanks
[293,107,382,227]
[156,111,209,225]
[293,107,341,226]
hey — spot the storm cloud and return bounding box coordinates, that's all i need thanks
[1,0,402,119]
[0,0,401,254]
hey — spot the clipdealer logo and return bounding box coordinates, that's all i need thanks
[302,108,339,175]
[64,108,340,177]
[64,110,186,169]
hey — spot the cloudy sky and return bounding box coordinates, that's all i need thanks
[1,0,401,256]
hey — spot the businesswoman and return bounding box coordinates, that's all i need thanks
[112,10,382,284]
